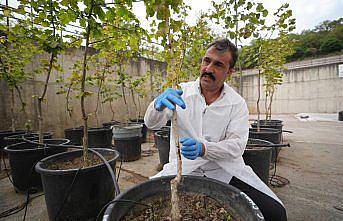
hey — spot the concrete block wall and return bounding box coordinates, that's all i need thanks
[0,48,167,137]
[242,55,343,114]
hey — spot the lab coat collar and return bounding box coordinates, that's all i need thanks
[180,78,243,106]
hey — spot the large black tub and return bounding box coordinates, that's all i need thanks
[102,175,264,221]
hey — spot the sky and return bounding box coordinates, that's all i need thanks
[133,0,343,34]
[3,0,343,43]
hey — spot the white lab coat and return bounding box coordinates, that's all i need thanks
[144,79,282,204]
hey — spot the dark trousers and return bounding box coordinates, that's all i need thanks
[229,177,287,221]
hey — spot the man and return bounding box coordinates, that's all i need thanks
[144,38,286,221]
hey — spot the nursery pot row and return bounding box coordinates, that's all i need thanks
[3,138,68,192]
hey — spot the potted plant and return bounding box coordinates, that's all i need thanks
[128,74,149,143]
[35,1,124,220]
[92,15,145,162]
[246,4,295,163]
[0,17,36,169]
[2,1,69,192]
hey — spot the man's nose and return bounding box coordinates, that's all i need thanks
[205,62,215,73]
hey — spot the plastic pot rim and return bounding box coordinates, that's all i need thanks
[4,132,54,141]
[35,148,119,176]
[249,128,281,134]
[4,139,68,153]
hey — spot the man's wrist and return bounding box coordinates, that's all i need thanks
[200,143,205,157]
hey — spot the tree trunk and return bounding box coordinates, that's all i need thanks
[10,89,15,132]
[81,1,95,164]
[257,70,261,132]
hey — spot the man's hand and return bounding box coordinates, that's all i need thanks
[155,88,186,111]
[180,137,204,160]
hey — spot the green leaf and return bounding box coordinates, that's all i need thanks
[3,9,10,17]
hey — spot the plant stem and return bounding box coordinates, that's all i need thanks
[14,85,26,113]
[11,89,15,132]
[120,73,130,124]
[38,52,55,143]
[38,1,56,144]
[130,88,138,120]
[66,82,73,118]
[81,0,95,165]
[170,112,182,221]
[257,69,261,132]
[167,16,182,220]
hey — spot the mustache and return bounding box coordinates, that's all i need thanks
[201,72,216,81]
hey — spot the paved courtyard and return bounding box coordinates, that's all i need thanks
[0,114,342,220]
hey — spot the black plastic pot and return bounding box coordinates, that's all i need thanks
[89,127,113,149]
[64,127,83,145]
[64,127,112,148]
[0,130,26,150]
[339,111,343,121]
[155,130,170,166]
[244,139,272,184]
[153,126,171,143]
[130,119,147,143]
[0,130,26,170]
[4,132,53,147]
[3,139,69,192]
[249,128,282,163]
[113,136,141,162]
[102,120,120,128]
[102,175,264,221]
[35,148,119,221]
[251,119,283,131]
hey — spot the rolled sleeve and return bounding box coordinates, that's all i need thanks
[144,100,173,130]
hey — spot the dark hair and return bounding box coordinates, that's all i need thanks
[206,38,238,68]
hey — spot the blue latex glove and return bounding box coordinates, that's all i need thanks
[180,137,203,160]
[155,88,186,111]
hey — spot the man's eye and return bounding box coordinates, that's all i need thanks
[203,58,210,63]
[215,62,223,67]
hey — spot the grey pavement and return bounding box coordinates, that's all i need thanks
[0,115,342,221]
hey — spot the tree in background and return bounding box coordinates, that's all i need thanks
[0,18,39,131]
[210,0,269,95]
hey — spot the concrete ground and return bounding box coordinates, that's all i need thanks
[0,114,342,221]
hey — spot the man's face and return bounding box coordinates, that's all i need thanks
[200,46,233,92]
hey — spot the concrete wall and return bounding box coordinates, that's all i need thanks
[242,55,343,114]
[0,47,167,137]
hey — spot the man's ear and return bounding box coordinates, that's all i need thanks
[227,68,234,76]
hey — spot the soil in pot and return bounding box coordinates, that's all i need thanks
[47,151,115,170]
[35,149,119,221]
[122,192,236,220]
